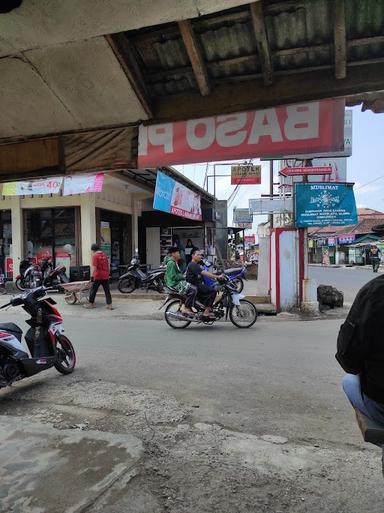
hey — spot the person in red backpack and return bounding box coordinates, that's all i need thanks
[87,243,113,310]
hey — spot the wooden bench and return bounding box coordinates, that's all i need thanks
[354,408,384,447]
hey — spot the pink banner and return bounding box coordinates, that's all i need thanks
[63,173,104,196]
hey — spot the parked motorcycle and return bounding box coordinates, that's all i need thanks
[15,259,43,291]
[202,259,246,293]
[15,258,69,291]
[0,286,76,389]
[118,257,166,294]
[162,276,257,329]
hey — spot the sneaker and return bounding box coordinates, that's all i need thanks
[84,303,96,309]
[106,305,114,310]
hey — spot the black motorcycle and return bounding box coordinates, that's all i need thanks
[16,258,69,291]
[118,257,165,294]
[0,287,76,388]
[161,276,257,329]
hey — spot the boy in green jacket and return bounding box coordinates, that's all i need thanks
[165,247,196,316]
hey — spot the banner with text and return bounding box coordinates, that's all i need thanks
[138,99,345,166]
[63,173,104,196]
[153,171,202,221]
[2,177,63,196]
[233,208,253,225]
[295,183,357,228]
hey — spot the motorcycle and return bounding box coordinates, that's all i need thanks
[0,286,76,389]
[15,259,43,291]
[118,257,166,294]
[161,276,257,329]
[202,259,246,293]
[40,258,69,290]
[15,258,69,291]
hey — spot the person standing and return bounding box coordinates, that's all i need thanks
[87,243,113,310]
[369,244,381,272]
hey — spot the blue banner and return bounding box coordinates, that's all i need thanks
[295,183,357,228]
[153,171,202,221]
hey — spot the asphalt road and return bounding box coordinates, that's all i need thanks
[1,313,383,512]
[309,265,380,303]
[2,314,355,444]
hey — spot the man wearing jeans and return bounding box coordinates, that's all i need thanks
[336,274,384,424]
[87,243,113,310]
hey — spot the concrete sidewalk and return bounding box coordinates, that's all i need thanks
[309,263,384,272]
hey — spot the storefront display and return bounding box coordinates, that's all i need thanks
[25,208,78,267]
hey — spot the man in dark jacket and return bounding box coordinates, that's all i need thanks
[336,274,384,424]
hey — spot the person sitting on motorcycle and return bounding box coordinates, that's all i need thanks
[164,247,195,317]
[186,249,224,320]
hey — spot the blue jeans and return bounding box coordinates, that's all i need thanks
[342,373,384,426]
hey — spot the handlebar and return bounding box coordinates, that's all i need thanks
[0,286,49,309]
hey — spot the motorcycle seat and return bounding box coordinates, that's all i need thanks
[0,323,23,341]
[224,268,243,275]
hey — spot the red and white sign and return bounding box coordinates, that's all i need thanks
[138,100,345,166]
[279,166,332,177]
[231,165,261,185]
[245,235,256,244]
[63,173,104,196]
[5,256,13,278]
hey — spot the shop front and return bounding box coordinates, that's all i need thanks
[97,209,132,277]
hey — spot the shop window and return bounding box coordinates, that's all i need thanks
[25,208,78,267]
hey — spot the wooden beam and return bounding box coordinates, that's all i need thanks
[334,0,347,79]
[105,34,153,118]
[178,19,211,96]
[151,62,384,123]
[250,0,273,85]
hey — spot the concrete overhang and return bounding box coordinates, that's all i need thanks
[0,0,383,147]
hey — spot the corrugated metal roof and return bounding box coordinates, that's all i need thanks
[125,0,384,98]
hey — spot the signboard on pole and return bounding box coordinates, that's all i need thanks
[245,235,256,245]
[231,165,261,185]
[280,166,332,177]
[233,208,253,225]
[294,183,357,228]
[153,171,202,221]
[249,197,293,214]
[138,99,345,166]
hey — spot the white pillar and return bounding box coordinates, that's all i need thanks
[10,197,23,280]
[80,193,96,267]
[132,195,142,256]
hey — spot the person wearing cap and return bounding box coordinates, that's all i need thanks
[87,243,113,310]
[165,246,195,316]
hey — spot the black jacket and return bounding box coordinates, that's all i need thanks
[336,274,384,403]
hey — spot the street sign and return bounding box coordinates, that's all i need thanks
[279,166,332,177]
[233,208,253,224]
[294,183,357,228]
[249,197,293,214]
[231,164,261,185]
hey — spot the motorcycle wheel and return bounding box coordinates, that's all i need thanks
[154,277,165,293]
[54,335,76,374]
[231,278,244,293]
[164,300,191,329]
[15,278,35,291]
[229,299,257,328]
[15,278,25,291]
[118,277,136,294]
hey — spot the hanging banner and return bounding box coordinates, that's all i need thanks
[249,197,293,214]
[295,183,358,228]
[2,177,63,196]
[63,173,104,196]
[231,165,261,185]
[338,234,355,244]
[153,171,202,221]
[138,99,345,166]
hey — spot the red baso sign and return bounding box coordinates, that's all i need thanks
[279,166,333,177]
[138,99,345,167]
[245,235,256,244]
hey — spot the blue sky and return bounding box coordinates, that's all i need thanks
[175,106,384,227]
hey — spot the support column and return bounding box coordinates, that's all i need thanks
[132,195,142,256]
[80,193,96,267]
[10,197,23,280]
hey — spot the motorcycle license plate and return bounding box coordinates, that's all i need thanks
[232,293,245,305]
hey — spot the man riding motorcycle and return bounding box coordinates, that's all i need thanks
[186,249,224,320]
